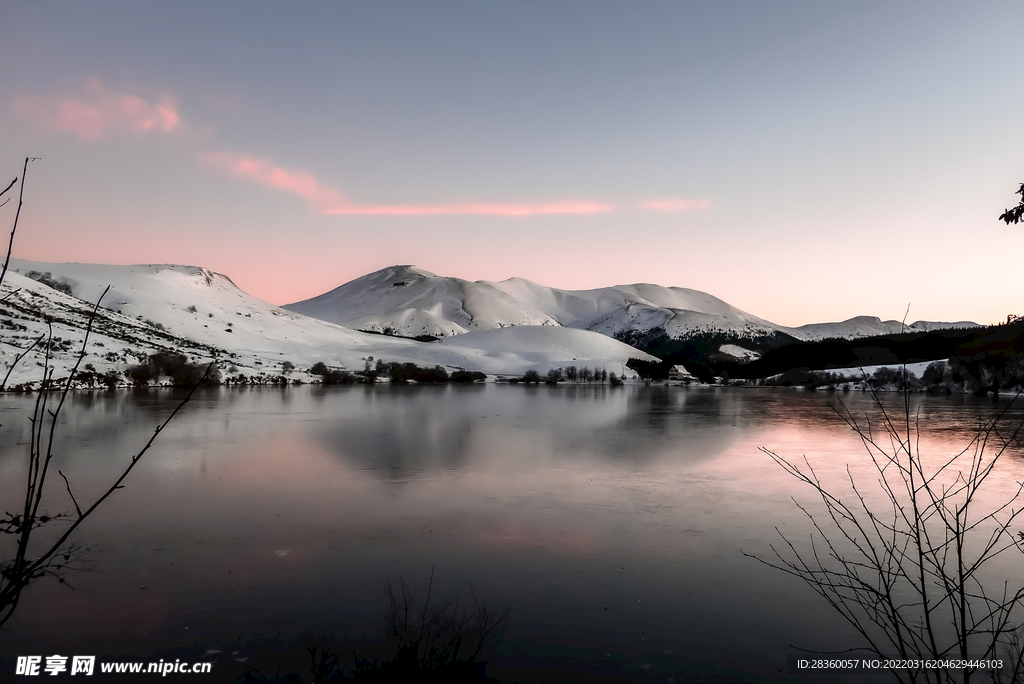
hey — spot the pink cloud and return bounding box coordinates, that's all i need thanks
[323,200,614,216]
[638,198,711,212]
[14,79,180,141]
[201,152,346,209]
[203,151,616,216]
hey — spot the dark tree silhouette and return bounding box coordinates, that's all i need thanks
[521,369,541,384]
[1000,183,1024,225]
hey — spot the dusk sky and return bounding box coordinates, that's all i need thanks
[1,1,1022,327]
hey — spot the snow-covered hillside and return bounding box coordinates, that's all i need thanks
[0,260,655,388]
[285,265,978,343]
[437,327,649,371]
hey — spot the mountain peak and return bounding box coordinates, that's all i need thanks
[362,265,438,284]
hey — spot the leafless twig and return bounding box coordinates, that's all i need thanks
[0,158,39,291]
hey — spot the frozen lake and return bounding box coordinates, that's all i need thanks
[1,384,1022,682]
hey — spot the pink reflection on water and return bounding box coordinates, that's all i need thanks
[470,521,599,556]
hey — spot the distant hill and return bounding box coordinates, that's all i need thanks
[790,316,980,341]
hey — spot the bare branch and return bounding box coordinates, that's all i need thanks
[58,470,82,519]
[0,158,40,292]
[0,333,44,391]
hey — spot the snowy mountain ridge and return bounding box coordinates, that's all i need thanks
[285,265,979,343]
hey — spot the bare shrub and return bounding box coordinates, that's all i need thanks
[748,375,1024,683]
[353,571,509,681]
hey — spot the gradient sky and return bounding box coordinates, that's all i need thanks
[1,1,1022,327]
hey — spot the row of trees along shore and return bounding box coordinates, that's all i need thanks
[310,360,626,386]
[514,366,624,385]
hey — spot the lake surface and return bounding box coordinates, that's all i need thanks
[1,385,1023,682]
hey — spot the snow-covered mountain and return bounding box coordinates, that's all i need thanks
[285,265,979,343]
[0,260,655,388]
[282,265,558,337]
[285,265,782,340]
